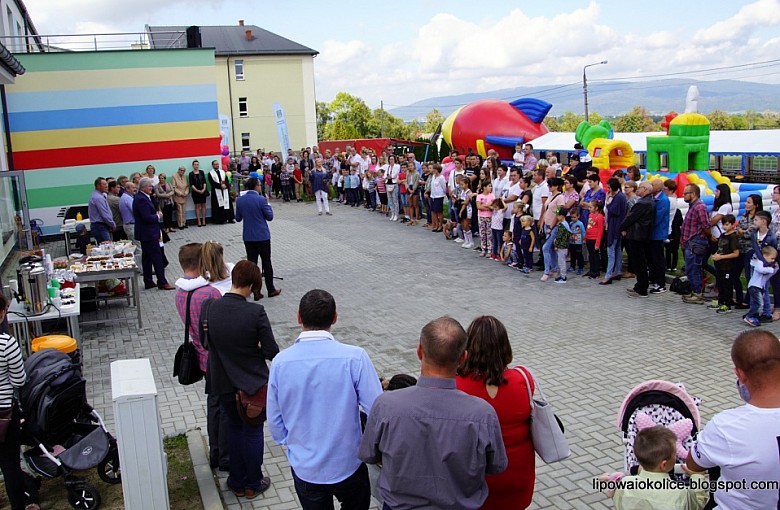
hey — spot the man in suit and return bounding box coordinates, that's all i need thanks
[235,177,281,298]
[133,177,174,290]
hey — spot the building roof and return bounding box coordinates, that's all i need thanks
[530,129,780,157]
[0,41,24,76]
[146,25,318,57]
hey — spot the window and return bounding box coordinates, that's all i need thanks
[238,97,248,118]
[235,59,244,80]
[241,133,251,152]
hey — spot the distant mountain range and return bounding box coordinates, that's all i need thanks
[390,79,780,121]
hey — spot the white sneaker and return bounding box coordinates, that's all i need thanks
[462,242,472,249]
[455,238,464,243]
[393,215,398,221]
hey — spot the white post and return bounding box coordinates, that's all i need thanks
[111,359,170,510]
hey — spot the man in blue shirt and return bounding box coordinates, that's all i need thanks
[87,177,116,243]
[649,178,671,294]
[235,177,280,298]
[267,289,383,510]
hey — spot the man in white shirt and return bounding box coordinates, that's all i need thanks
[687,329,780,510]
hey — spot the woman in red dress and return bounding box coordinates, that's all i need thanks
[456,315,535,509]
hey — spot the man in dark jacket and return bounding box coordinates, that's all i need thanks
[621,181,656,297]
[133,177,174,290]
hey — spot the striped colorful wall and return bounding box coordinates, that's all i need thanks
[6,49,221,235]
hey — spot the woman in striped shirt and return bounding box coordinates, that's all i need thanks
[0,293,30,510]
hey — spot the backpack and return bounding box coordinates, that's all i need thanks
[553,224,572,249]
[670,276,692,295]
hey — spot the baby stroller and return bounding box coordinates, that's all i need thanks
[19,348,121,509]
[616,380,702,477]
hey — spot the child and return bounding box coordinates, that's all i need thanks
[518,215,535,274]
[376,169,387,213]
[750,210,777,319]
[711,214,740,313]
[585,201,605,279]
[74,223,91,255]
[744,245,778,327]
[443,219,456,240]
[264,169,272,198]
[367,171,378,211]
[475,181,495,257]
[490,198,506,261]
[350,168,361,207]
[500,230,518,267]
[457,176,474,249]
[567,208,586,275]
[607,426,707,510]
[552,207,572,283]
[337,168,346,204]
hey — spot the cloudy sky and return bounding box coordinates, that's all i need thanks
[21,0,780,109]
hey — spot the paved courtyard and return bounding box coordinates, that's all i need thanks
[72,198,760,509]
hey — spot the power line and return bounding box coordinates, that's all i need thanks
[591,58,780,83]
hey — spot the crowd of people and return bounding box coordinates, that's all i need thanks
[168,241,780,509]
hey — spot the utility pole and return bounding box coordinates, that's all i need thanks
[380,100,385,138]
[583,60,608,124]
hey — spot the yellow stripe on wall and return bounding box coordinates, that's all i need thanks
[11,120,219,151]
[11,66,215,93]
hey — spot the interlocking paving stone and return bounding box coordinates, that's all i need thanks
[50,198,764,508]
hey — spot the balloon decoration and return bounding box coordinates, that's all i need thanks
[221,145,230,157]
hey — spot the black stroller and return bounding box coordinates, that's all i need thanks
[19,348,121,509]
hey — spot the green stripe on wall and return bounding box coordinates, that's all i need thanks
[17,49,215,73]
[28,185,92,208]
[22,154,221,189]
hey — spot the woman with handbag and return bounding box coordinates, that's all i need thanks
[203,261,279,499]
[456,315,535,509]
[0,294,36,510]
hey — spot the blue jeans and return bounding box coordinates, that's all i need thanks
[491,229,503,257]
[220,393,265,492]
[91,221,112,244]
[292,463,370,510]
[684,241,707,293]
[747,286,765,319]
[542,233,557,274]
[604,238,622,279]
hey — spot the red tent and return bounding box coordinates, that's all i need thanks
[318,138,428,156]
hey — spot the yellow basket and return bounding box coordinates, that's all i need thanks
[32,335,78,354]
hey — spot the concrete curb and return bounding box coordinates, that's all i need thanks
[186,429,224,510]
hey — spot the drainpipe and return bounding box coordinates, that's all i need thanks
[1,85,14,170]
[226,57,236,151]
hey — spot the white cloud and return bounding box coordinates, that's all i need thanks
[311,0,780,107]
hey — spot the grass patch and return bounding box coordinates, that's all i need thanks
[1,434,203,510]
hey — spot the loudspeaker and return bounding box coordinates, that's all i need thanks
[186,26,202,48]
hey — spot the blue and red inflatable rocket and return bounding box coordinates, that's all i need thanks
[441,98,552,160]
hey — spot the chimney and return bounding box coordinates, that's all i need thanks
[238,20,244,26]
[245,29,252,40]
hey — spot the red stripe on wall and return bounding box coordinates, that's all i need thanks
[14,137,221,170]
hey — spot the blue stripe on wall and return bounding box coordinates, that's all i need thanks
[6,84,218,113]
[8,101,219,132]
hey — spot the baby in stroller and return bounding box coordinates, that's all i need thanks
[599,380,711,510]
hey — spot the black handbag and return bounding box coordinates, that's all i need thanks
[173,291,204,385]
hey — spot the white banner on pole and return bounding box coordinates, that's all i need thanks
[273,102,290,156]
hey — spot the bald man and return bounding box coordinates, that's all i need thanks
[360,317,506,509]
[687,330,780,509]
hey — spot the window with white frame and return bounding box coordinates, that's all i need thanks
[235,59,244,80]
[238,97,248,118]
[241,133,251,152]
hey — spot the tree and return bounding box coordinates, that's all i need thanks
[423,109,445,133]
[544,116,560,132]
[329,92,372,138]
[316,101,332,140]
[730,115,747,130]
[613,106,656,132]
[708,110,733,130]
[557,112,586,132]
[324,119,360,140]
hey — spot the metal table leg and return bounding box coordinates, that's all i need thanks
[133,271,142,329]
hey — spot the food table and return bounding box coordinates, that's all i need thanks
[60,219,91,256]
[8,284,80,357]
[74,265,142,331]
